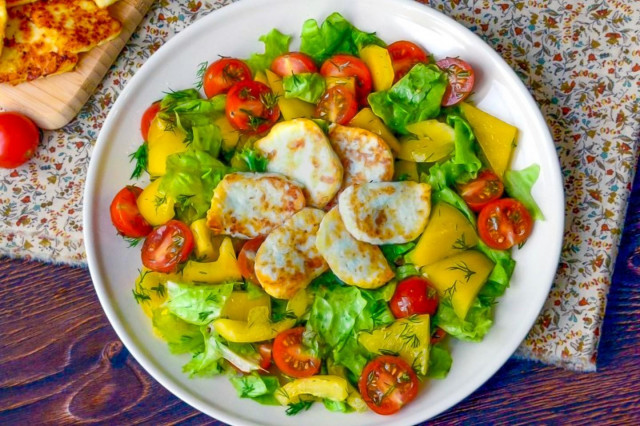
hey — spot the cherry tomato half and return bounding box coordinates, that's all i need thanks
[458,170,504,212]
[320,54,373,105]
[271,52,317,76]
[140,101,161,141]
[430,327,447,345]
[258,342,273,370]
[387,41,429,82]
[141,219,194,273]
[237,236,266,284]
[358,355,419,415]
[272,327,321,378]
[226,80,280,135]
[110,186,153,238]
[314,85,358,125]
[0,112,41,169]
[436,57,475,107]
[203,58,252,98]
[477,198,533,250]
[389,276,439,318]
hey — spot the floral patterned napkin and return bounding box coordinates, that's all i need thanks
[0,0,637,371]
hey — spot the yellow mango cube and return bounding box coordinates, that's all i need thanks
[348,107,401,154]
[359,45,394,91]
[137,178,175,226]
[147,116,188,176]
[181,237,242,283]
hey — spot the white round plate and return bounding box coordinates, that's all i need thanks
[83,0,564,424]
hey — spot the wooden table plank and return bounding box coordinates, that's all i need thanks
[1,173,639,424]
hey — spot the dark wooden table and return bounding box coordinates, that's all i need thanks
[2,169,639,425]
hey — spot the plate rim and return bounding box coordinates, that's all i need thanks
[83,0,565,424]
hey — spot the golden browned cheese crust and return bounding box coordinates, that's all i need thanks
[0,0,122,84]
[206,172,306,239]
[255,208,328,300]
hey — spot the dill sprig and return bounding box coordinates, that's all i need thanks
[194,61,208,90]
[128,143,148,179]
[286,400,313,416]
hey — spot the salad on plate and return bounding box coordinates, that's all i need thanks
[109,12,542,417]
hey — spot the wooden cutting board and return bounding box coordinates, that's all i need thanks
[0,0,155,130]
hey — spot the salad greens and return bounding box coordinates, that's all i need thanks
[283,73,326,103]
[246,29,292,73]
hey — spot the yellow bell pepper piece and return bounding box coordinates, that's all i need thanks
[133,268,180,319]
[325,76,356,93]
[213,288,309,342]
[398,120,456,163]
[459,102,518,177]
[147,116,188,176]
[137,178,176,226]
[275,376,349,405]
[359,45,394,91]
[189,218,220,261]
[220,291,271,321]
[348,107,401,154]
[359,314,430,375]
[408,202,479,268]
[326,362,367,412]
[265,69,316,120]
[422,250,494,319]
[214,116,241,153]
[181,237,242,283]
[394,160,419,182]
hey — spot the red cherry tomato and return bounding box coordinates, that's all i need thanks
[237,236,266,284]
[477,198,534,250]
[436,57,475,107]
[271,52,317,76]
[358,355,419,415]
[140,101,161,141]
[458,170,504,212]
[272,327,321,378]
[110,186,152,238]
[141,220,194,273]
[258,342,273,370]
[203,58,252,98]
[389,276,439,318]
[314,85,358,125]
[226,80,280,135]
[320,54,373,105]
[387,40,429,82]
[430,327,447,345]
[0,112,41,169]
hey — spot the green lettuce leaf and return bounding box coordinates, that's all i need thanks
[427,343,453,379]
[229,373,281,405]
[165,281,234,325]
[299,12,385,63]
[151,309,204,354]
[448,114,482,176]
[182,326,225,377]
[380,242,416,265]
[323,398,352,413]
[282,73,326,103]
[433,298,493,342]
[232,147,269,172]
[160,150,229,221]
[504,164,544,220]
[368,63,447,135]
[247,29,292,74]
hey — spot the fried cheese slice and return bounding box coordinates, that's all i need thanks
[206,172,306,239]
[0,1,6,58]
[255,118,343,209]
[338,181,431,245]
[328,123,394,196]
[255,208,328,300]
[0,0,122,84]
[316,207,393,289]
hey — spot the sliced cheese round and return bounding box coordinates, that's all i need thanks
[206,172,305,239]
[255,208,328,299]
[338,181,431,244]
[315,207,393,289]
[255,118,343,208]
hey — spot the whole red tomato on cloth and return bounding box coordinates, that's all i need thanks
[0,112,41,169]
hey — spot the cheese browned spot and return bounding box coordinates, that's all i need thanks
[255,208,328,300]
[328,123,394,191]
[0,0,122,85]
[315,207,394,289]
[206,172,306,239]
[255,118,343,208]
[338,181,431,244]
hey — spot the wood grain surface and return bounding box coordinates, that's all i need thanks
[1,176,639,424]
[0,0,155,130]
